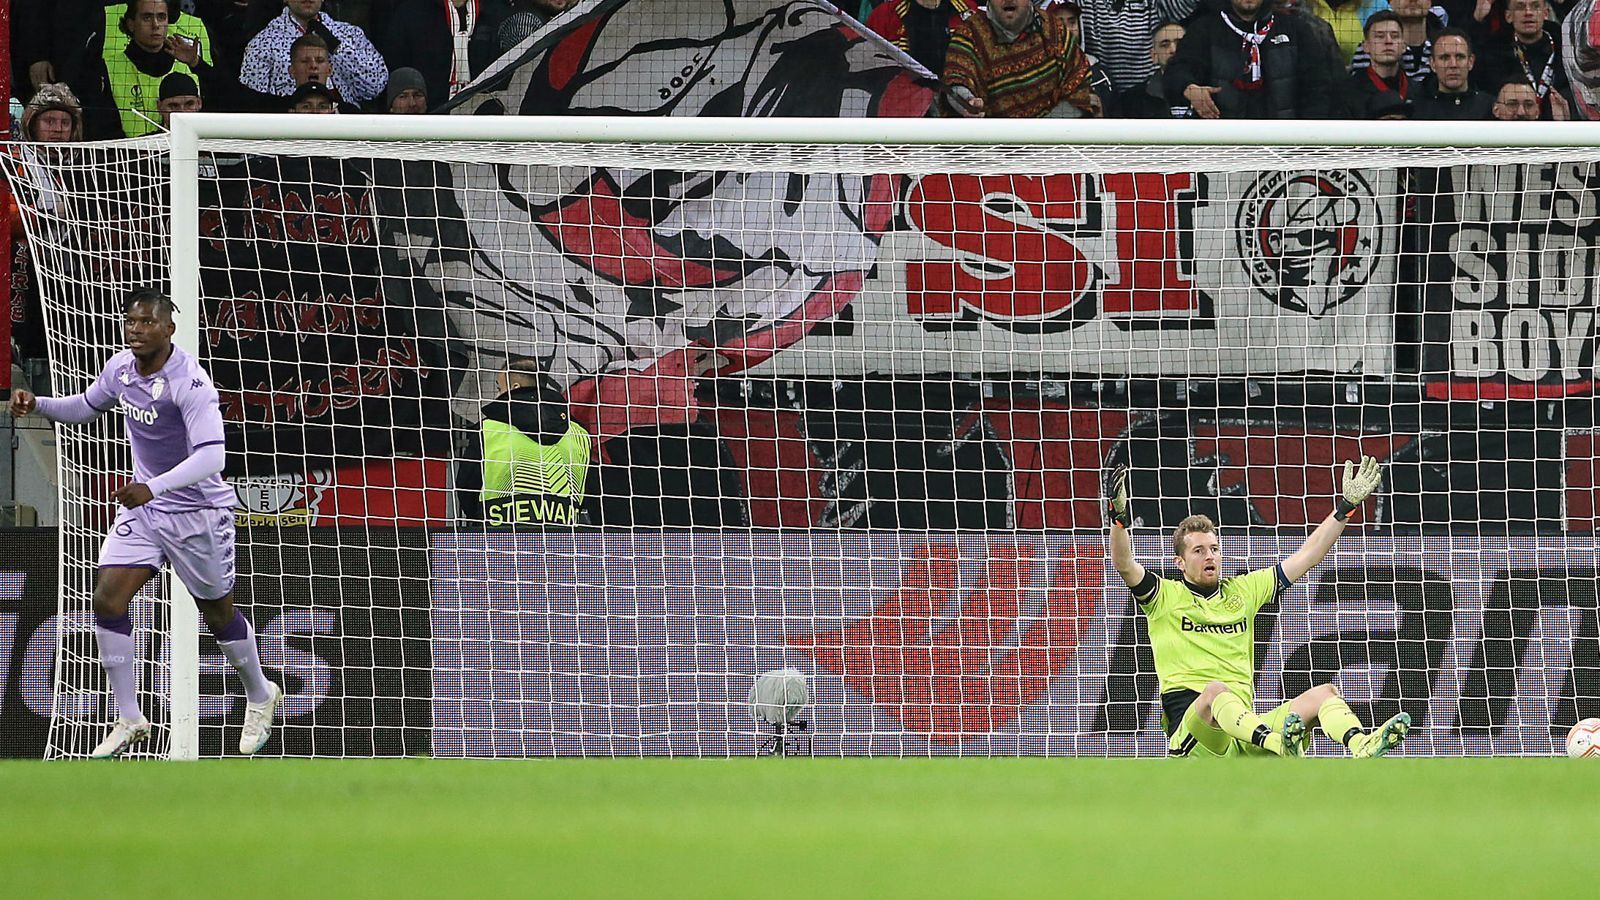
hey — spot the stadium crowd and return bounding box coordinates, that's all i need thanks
[8,0,575,135]
[866,0,1579,120]
[5,0,1579,136]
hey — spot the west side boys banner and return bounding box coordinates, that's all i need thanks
[1421,163,1600,399]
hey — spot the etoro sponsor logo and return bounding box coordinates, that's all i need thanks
[1236,170,1377,318]
[118,394,159,426]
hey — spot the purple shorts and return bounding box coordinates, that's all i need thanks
[98,506,237,601]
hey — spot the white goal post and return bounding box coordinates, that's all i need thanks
[10,114,1600,759]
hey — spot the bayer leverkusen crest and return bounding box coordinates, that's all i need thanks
[1236,170,1379,318]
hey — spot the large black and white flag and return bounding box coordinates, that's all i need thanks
[419,0,936,407]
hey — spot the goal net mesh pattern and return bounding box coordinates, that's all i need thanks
[5,131,1598,757]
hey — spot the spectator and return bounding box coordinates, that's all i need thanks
[10,84,87,370]
[289,32,333,88]
[21,84,86,142]
[1490,75,1541,117]
[239,0,388,105]
[1475,0,1571,119]
[379,0,506,108]
[104,0,219,137]
[157,71,203,129]
[285,79,338,112]
[103,0,217,62]
[385,66,429,113]
[1117,21,1189,117]
[1414,27,1495,117]
[1337,11,1422,117]
[864,0,980,76]
[942,0,1094,118]
[490,0,575,59]
[1074,0,1200,96]
[1164,0,1332,119]
[1351,0,1444,78]
[1044,0,1112,115]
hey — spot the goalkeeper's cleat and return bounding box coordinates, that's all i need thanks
[90,717,151,759]
[239,682,284,756]
[1353,712,1411,759]
[1279,712,1306,758]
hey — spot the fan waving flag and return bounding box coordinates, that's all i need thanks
[416,0,937,418]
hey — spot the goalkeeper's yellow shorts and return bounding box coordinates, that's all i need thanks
[1168,700,1298,758]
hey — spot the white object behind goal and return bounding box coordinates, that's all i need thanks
[7,116,1599,759]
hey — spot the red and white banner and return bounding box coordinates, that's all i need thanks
[760,169,1399,377]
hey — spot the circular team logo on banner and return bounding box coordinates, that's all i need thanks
[1236,171,1378,318]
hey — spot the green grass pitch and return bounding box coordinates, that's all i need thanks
[3,757,1593,898]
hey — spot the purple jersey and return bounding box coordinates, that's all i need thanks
[83,345,236,512]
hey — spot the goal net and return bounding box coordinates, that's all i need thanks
[6,116,1599,758]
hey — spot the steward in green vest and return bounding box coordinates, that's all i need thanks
[104,0,216,137]
[470,368,592,527]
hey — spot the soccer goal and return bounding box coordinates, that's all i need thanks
[7,115,1599,759]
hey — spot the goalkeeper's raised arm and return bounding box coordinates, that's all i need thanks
[1280,455,1382,582]
[1105,465,1147,590]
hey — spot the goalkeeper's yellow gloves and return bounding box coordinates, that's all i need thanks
[1107,465,1132,528]
[1334,455,1382,521]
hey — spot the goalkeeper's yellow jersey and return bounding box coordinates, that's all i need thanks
[1136,567,1286,706]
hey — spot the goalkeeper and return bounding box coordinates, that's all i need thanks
[1106,457,1411,758]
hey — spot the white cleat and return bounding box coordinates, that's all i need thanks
[239,683,284,756]
[90,717,151,759]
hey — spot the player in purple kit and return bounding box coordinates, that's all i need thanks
[7,289,282,758]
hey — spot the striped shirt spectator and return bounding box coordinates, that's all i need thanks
[1074,0,1201,93]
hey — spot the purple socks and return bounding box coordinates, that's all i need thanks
[209,610,274,705]
[93,613,143,722]
[95,610,274,715]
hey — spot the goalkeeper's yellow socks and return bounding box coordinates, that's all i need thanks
[1210,691,1287,755]
[1317,694,1367,752]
